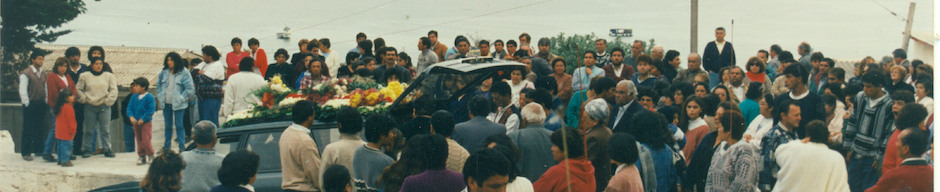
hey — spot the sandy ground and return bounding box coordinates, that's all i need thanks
[0,110,187,191]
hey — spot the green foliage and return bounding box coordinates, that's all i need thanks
[548,33,655,73]
[1,0,86,94]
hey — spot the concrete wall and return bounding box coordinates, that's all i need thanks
[1,88,141,153]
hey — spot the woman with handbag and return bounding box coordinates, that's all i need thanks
[193,46,225,127]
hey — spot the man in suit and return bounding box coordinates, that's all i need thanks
[452,96,507,153]
[609,80,642,134]
[603,47,635,81]
[703,27,736,89]
[866,128,933,192]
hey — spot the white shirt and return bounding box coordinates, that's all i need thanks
[918,97,934,116]
[730,85,745,101]
[744,115,774,147]
[688,117,708,131]
[789,90,809,100]
[505,177,534,192]
[716,41,726,55]
[196,60,226,80]
[288,123,311,134]
[612,100,635,128]
[868,92,887,109]
[323,50,343,78]
[18,65,46,106]
[506,79,534,108]
[487,105,520,135]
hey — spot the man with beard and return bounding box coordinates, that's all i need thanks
[724,66,749,101]
[372,47,411,84]
[602,47,635,81]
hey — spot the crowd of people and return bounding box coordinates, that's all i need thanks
[17,27,935,192]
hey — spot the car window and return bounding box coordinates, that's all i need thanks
[215,135,240,157]
[401,72,485,105]
[246,132,283,173]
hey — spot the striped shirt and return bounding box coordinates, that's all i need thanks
[843,91,894,159]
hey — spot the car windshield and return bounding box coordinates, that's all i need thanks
[400,72,491,106]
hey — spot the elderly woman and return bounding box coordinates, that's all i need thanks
[550,58,573,104]
[157,52,196,152]
[222,57,267,122]
[581,98,613,192]
[886,65,915,95]
[76,57,118,158]
[508,103,555,181]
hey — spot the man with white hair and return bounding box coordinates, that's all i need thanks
[609,80,642,134]
[651,46,665,62]
[508,103,556,181]
[180,120,224,192]
[675,53,706,83]
[582,98,613,192]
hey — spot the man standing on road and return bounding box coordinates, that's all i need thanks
[703,27,736,89]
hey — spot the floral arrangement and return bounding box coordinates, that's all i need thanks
[222,78,408,128]
[254,75,296,109]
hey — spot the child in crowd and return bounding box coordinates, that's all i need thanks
[54,90,77,167]
[127,77,156,165]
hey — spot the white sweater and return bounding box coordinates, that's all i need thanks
[772,141,850,192]
[221,72,266,119]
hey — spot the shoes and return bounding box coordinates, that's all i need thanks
[82,151,91,158]
[93,148,104,155]
[42,154,56,162]
[104,150,115,158]
[136,157,146,165]
[22,155,33,161]
[147,155,154,162]
[70,155,77,160]
[59,161,73,167]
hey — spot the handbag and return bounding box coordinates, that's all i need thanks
[192,68,224,99]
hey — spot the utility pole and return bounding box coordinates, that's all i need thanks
[691,0,698,53]
[901,2,916,51]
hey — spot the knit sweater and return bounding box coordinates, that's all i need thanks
[76,71,118,106]
[181,148,224,192]
[705,141,760,192]
[126,93,156,123]
[532,158,596,192]
[320,134,366,178]
[773,141,850,192]
[353,144,394,189]
[844,91,894,160]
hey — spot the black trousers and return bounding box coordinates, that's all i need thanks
[72,103,86,154]
[21,101,49,156]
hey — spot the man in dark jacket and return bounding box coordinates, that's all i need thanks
[703,27,736,89]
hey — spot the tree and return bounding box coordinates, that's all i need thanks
[548,33,654,73]
[1,0,86,95]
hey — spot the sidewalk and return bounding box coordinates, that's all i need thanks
[0,110,187,191]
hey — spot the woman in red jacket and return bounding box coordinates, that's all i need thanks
[42,57,77,162]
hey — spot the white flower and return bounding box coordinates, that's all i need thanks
[323,99,351,108]
[277,97,306,108]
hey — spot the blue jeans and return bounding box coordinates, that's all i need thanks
[847,156,881,192]
[199,98,221,127]
[43,116,57,155]
[708,71,720,89]
[124,124,135,152]
[164,104,186,151]
[83,105,111,152]
[57,139,72,163]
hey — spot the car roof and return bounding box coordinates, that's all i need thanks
[217,121,335,135]
[424,57,526,74]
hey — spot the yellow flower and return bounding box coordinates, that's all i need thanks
[350,93,362,108]
[272,75,284,85]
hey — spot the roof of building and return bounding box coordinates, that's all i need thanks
[35,44,201,88]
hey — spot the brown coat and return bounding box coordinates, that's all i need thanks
[433,42,448,62]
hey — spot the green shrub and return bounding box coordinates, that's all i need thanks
[547,33,655,73]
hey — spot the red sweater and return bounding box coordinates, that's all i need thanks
[46,73,75,106]
[55,104,77,140]
[882,129,903,174]
[253,48,268,75]
[225,51,250,79]
[533,158,596,192]
[866,159,933,192]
